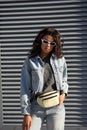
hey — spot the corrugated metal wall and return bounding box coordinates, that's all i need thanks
[0,0,87,130]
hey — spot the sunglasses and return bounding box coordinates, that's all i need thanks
[41,39,56,46]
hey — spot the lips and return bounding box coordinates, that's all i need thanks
[45,48,50,52]
[45,47,50,50]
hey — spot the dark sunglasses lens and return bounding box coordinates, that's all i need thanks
[43,40,48,44]
[50,42,56,46]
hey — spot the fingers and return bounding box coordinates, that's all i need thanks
[22,120,28,130]
[22,118,31,130]
[22,116,32,130]
[29,120,32,128]
[59,93,65,105]
[22,121,31,130]
[22,122,27,130]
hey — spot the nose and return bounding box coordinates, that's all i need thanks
[47,42,51,46]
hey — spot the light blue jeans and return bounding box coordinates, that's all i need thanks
[30,100,65,130]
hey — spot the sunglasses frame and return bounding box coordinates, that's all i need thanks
[41,39,56,46]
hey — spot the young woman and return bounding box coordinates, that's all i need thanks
[20,27,69,130]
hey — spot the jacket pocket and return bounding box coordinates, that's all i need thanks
[31,69,43,91]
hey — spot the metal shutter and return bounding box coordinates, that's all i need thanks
[0,0,87,130]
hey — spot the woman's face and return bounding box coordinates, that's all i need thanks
[40,35,56,57]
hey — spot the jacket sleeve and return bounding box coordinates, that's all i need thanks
[20,57,32,115]
[61,57,69,96]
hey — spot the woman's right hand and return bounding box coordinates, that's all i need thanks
[22,115,32,130]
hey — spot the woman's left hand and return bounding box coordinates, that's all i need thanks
[59,93,65,105]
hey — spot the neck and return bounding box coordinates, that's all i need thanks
[40,53,48,59]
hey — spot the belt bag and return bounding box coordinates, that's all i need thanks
[37,91,59,108]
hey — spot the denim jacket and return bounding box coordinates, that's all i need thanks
[20,54,68,115]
